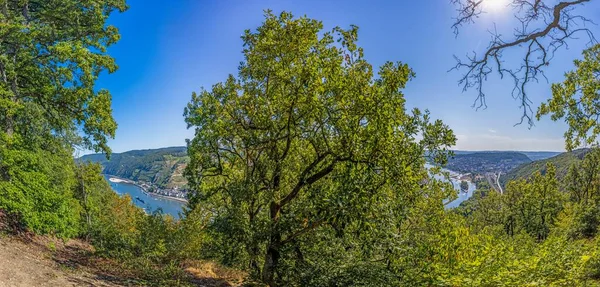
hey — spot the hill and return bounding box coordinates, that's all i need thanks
[499,148,590,186]
[519,151,562,161]
[79,147,189,189]
[445,151,532,174]
[452,150,560,161]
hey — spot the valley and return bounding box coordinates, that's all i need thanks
[439,150,565,198]
[80,147,190,202]
[88,147,567,212]
[2,1,598,284]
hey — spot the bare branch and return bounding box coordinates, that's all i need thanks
[451,0,597,125]
[451,0,485,36]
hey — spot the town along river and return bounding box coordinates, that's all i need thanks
[104,175,185,219]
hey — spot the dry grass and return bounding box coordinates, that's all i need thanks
[0,230,247,286]
[0,210,247,286]
[183,260,247,287]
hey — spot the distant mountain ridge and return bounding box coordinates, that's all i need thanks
[499,148,590,187]
[452,150,561,161]
[79,147,563,190]
[79,146,189,189]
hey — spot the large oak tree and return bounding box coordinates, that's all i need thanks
[184,11,456,286]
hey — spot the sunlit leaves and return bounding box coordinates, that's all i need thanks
[0,0,126,236]
[0,0,126,155]
[184,11,456,285]
[538,44,600,151]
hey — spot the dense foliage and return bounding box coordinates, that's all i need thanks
[183,11,456,286]
[180,11,600,287]
[0,0,126,236]
[0,1,198,284]
[538,44,600,151]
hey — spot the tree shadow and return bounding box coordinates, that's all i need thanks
[50,243,236,286]
[0,221,239,286]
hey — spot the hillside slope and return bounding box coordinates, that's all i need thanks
[0,235,243,287]
[0,235,126,286]
[445,151,532,174]
[520,151,562,161]
[80,147,188,189]
[500,148,590,186]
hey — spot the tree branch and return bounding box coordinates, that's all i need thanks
[451,0,597,125]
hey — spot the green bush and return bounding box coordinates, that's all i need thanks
[570,205,600,239]
[0,146,81,238]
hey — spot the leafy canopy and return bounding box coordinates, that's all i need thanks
[0,0,127,236]
[184,11,456,286]
[538,44,600,151]
[0,0,127,154]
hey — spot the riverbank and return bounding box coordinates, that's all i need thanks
[108,177,134,184]
[147,192,188,203]
[424,164,476,208]
[106,175,185,218]
[105,174,188,204]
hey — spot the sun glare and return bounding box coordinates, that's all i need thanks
[484,0,509,12]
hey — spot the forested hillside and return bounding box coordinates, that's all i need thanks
[500,148,590,186]
[521,151,562,161]
[80,147,189,189]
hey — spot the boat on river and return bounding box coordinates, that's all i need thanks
[135,196,145,204]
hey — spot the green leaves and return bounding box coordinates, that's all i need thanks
[504,164,564,240]
[0,0,126,237]
[0,0,126,155]
[537,44,600,151]
[184,11,456,285]
[0,145,80,237]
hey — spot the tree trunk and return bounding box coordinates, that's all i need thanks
[247,210,261,277]
[248,244,261,278]
[262,201,281,287]
[78,165,92,239]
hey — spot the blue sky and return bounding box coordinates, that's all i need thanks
[95,0,600,153]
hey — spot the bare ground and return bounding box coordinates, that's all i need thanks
[0,209,244,287]
[0,234,245,287]
[0,235,126,287]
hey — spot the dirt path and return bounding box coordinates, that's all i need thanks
[0,236,124,287]
[0,234,244,287]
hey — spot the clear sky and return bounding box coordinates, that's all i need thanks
[95,0,600,153]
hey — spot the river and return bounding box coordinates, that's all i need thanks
[104,175,186,219]
[105,165,472,218]
[444,174,476,208]
[426,164,476,208]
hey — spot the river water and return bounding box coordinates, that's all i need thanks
[105,165,472,218]
[105,175,186,219]
[426,164,476,208]
[444,174,476,208]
